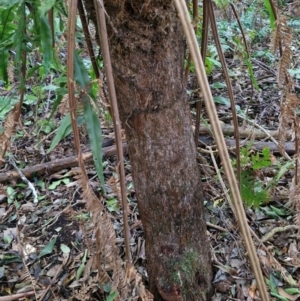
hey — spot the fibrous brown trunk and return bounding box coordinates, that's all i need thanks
[100,1,213,300]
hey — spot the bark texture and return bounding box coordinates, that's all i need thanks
[89,1,213,300]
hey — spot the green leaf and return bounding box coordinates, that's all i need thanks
[0,253,22,264]
[13,2,25,65]
[210,82,226,89]
[284,288,300,294]
[270,205,286,216]
[270,292,289,301]
[84,100,104,188]
[245,55,259,90]
[3,233,13,244]
[106,198,120,213]
[48,114,72,153]
[273,161,294,183]
[48,179,69,189]
[40,16,53,74]
[39,237,56,259]
[1,0,20,8]
[213,96,230,105]
[106,291,118,301]
[74,51,90,89]
[76,249,88,280]
[269,273,278,294]
[0,49,9,84]
[48,114,85,153]
[264,0,276,30]
[60,244,70,254]
[0,97,18,116]
[26,65,41,79]
[241,171,269,208]
[38,0,56,16]
[252,147,272,170]
[261,206,280,219]
[6,186,15,203]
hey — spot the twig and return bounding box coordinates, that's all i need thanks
[8,156,38,203]
[208,146,236,217]
[206,221,227,232]
[0,291,35,301]
[95,0,131,264]
[260,225,298,243]
[237,114,292,160]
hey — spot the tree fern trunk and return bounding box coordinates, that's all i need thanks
[89,1,213,299]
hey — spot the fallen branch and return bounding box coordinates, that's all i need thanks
[225,139,295,155]
[198,123,289,140]
[0,291,35,301]
[0,143,127,183]
[260,225,298,243]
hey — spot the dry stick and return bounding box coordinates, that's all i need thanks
[67,1,90,186]
[0,143,125,183]
[208,1,241,190]
[206,221,227,232]
[207,146,236,216]
[252,58,276,76]
[94,0,131,264]
[230,2,254,97]
[77,0,100,79]
[194,0,209,146]
[174,1,269,300]
[0,291,36,301]
[8,156,38,203]
[261,225,298,243]
[237,113,292,160]
[67,1,83,165]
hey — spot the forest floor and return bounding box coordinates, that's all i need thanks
[1,5,300,301]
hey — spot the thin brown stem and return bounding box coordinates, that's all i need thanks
[94,0,131,263]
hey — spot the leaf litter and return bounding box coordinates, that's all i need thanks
[1,6,300,301]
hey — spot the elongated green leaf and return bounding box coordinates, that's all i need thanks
[270,292,289,301]
[48,114,85,153]
[26,65,41,79]
[74,51,90,89]
[40,16,53,74]
[73,52,104,187]
[39,237,56,259]
[107,292,118,301]
[270,205,286,216]
[48,114,72,153]
[76,249,87,280]
[84,100,104,187]
[269,273,278,294]
[264,0,276,30]
[285,288,300,294]
[0,97,13,115]
[38,0,56,16]
[2,0,20,8]
[245,56,259,90]
[213,96,230,105]
[13,2,25,64]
